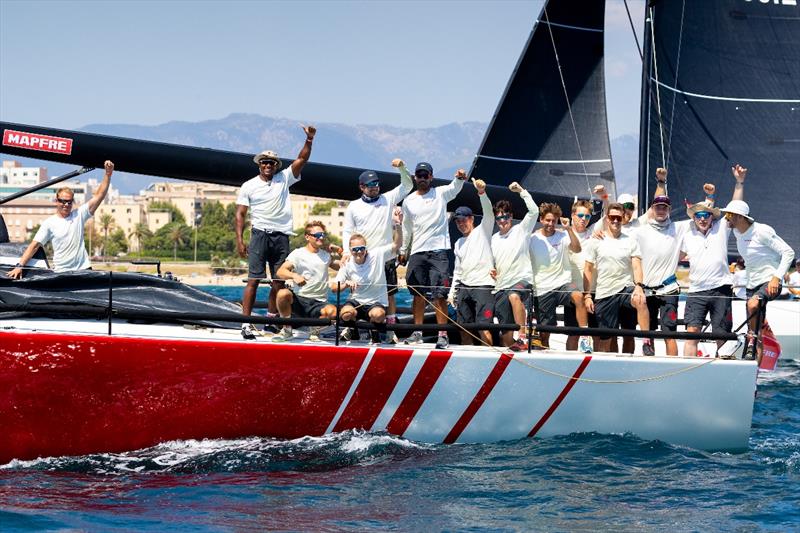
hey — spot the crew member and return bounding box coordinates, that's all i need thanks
[565,199,599,350]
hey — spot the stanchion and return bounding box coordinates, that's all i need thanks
[335,281,341,346]
[527,288,534,353]
[107,270,113,335]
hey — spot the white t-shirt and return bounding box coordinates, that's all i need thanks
[569,229,595,290]
[285,247,331,301]
[530,230,573,294]
[335,244,393,306]
[236,168,299,234]
[342,172,411,259]
[681,218,733,292]
[734,222,795,289]
[491,190,539,291]
[585,232,642,301]
[633,219,689,287]
[33,204,92,271]
[401,178,465,255]
[452,192,495,288]
[733,269,747,299]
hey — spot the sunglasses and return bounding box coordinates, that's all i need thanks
[350,246,367,253]
[415,171,431,179]
[259,159,278,166]
[495,214,511,222]
[363,180,380,188]
[307,232,326,239]
[56,198,74,205]
[694,211,712,220]
[622,202,635,211]
[724,212,735,220]
[607,215,623,223]
[574,213,592,220]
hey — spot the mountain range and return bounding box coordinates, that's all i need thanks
[8,113,640,196]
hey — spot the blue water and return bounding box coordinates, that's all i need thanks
[1,287,797,531]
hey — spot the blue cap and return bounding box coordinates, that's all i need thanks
[415,162,433,174]
[358,170,379,185]
[454,206,473,218]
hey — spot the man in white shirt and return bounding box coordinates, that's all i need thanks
[9,160,114,279]
[398,163,466,349]
[721,172,795,353]
[565,199,600,351]
[342,159,412,342]
[236,125,316,339]
[530,202,593,353]
[583,203,654,355]
[332,229,402,344]
[448,178,495,346]
[273,220,339,342]
[491,182,539,351]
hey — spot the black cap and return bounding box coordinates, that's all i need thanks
[358,170,379,185]
[415,162,433,174]
[651,195,671,206]
[453,206,473,218]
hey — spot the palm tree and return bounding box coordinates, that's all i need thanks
[128,223,153,253]
[99,213,114,257]
[168,224,191,260]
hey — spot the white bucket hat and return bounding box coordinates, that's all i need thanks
[253,150,283,170]
[720,200,753,221]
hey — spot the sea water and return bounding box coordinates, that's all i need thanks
[1,287,797,531]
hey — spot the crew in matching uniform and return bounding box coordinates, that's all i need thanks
[565,199,599,351]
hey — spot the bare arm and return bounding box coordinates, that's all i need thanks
[583,261,595,313]
[235,205,249,258]
[276,260,304,285]
[290,125,316,177]
[562,220,581,253]
[86,160,113,215]
[631,256,646,306]
[7,241,43,279]
[731,164,746,202]
[654,167,667,197]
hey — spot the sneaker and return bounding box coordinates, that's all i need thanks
[509,338,528,352]
[642,340,655,356]
[578,336,593,354]
[308,327,322,342]
[339,327,353,342]
[403,331,424,345]
[370,330,382,344]
[272,327,293,343]
[384,331,399,345]
[262,324,279,334]
[435,334,449,349]
[241,324,257,340]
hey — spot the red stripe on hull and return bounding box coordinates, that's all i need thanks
[333,348,414,433]
[443,352,514,444]
[0,331,370,463]
[385,350,452,436]
[527,355,592,438]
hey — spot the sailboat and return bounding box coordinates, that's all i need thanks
[2,0,792,461]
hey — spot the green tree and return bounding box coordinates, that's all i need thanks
[99,213,114,256]
[148,201,186,225]
[310,200,337,216]
[105,228,129,257]
[128,223,153,253]
[168,223,192,260]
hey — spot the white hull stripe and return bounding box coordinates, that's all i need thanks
[538,20,603,33]
[477,154,611,164]
[651,78,800,103]
[370,349,431,431]
[325,347,376,434]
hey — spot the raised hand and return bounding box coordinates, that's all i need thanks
[104,160,114,175]
[509,182,523,193]
[732,164,747,183]
[391,158,405,168]
[455,168,468,180]
[559,217,570,228]
[593,184,607,198]
[656,167,667,183]
[471,177,486,194]
[703,183,716,196]
[302,124,316,140]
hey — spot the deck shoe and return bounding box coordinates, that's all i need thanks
[384,331,399,344]
[642,340,655,356]
[370,330,382,344]
[578,336,593,354]
[339,327,353,342]
[435,334,449,349]
[272,327,293,343]
[308,327,323,342]
[509,338,528,352]
[241,324,257,340]
[403,331,424,345]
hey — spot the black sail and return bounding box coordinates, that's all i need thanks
[639,0,800,252]
[471,0,616,204]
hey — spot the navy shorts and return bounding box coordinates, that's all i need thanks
[494,281,532,329]
[455,285,494,325]
[594,286,637,338]
[291,293,328,319]
[384,258,398,296]
[344,299,385,321]
[248,229,290,280]
[746,280,782,302]
[565,294,599,328]
[685,285,732,333]
[406,250,450,300]
[646,294,678,332]
[536,283,577,326]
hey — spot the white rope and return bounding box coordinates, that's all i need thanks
[649,6,667,170]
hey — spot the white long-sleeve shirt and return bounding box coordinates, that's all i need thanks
[342,167,412,257]
[734,222,795,289]
[491,190,539,291]
[451,192,495,290]
[401,177,465,255]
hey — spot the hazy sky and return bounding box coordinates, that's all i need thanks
[0,1,645,138]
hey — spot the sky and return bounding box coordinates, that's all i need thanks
[0,0,646,139]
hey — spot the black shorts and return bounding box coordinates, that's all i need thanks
[746,280,782,302]
[248,229,290,280]
[565,294,599,328]
[685,285,733,333]
[455,285,494,325]
[646,294,678,332]
[344,299,385,321]
[384,258,398,296]
[291,293,327,319]
[536,283,577,326]
[406,250,450,300]
[594,286,637,338]
[494,281,532,329]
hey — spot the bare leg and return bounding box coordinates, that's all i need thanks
[268,280,283,314]
[412,291,426,325]
[684,326,700,357]
[509,293,527,338]
[276,288,293,318]
[242,279,260,317]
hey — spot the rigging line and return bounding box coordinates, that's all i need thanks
[649,6,667,170]
[650,79,800,103]
[623,0,644,61]
[665,0,687,188]
[476,155,611,164]
[542,7,592,198]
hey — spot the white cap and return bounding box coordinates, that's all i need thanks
[617,193,636,205]
[720,200,753,221]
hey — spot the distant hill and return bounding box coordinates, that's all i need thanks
[5,113,640,196]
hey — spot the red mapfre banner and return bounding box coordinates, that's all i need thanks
[2,129,73,155]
